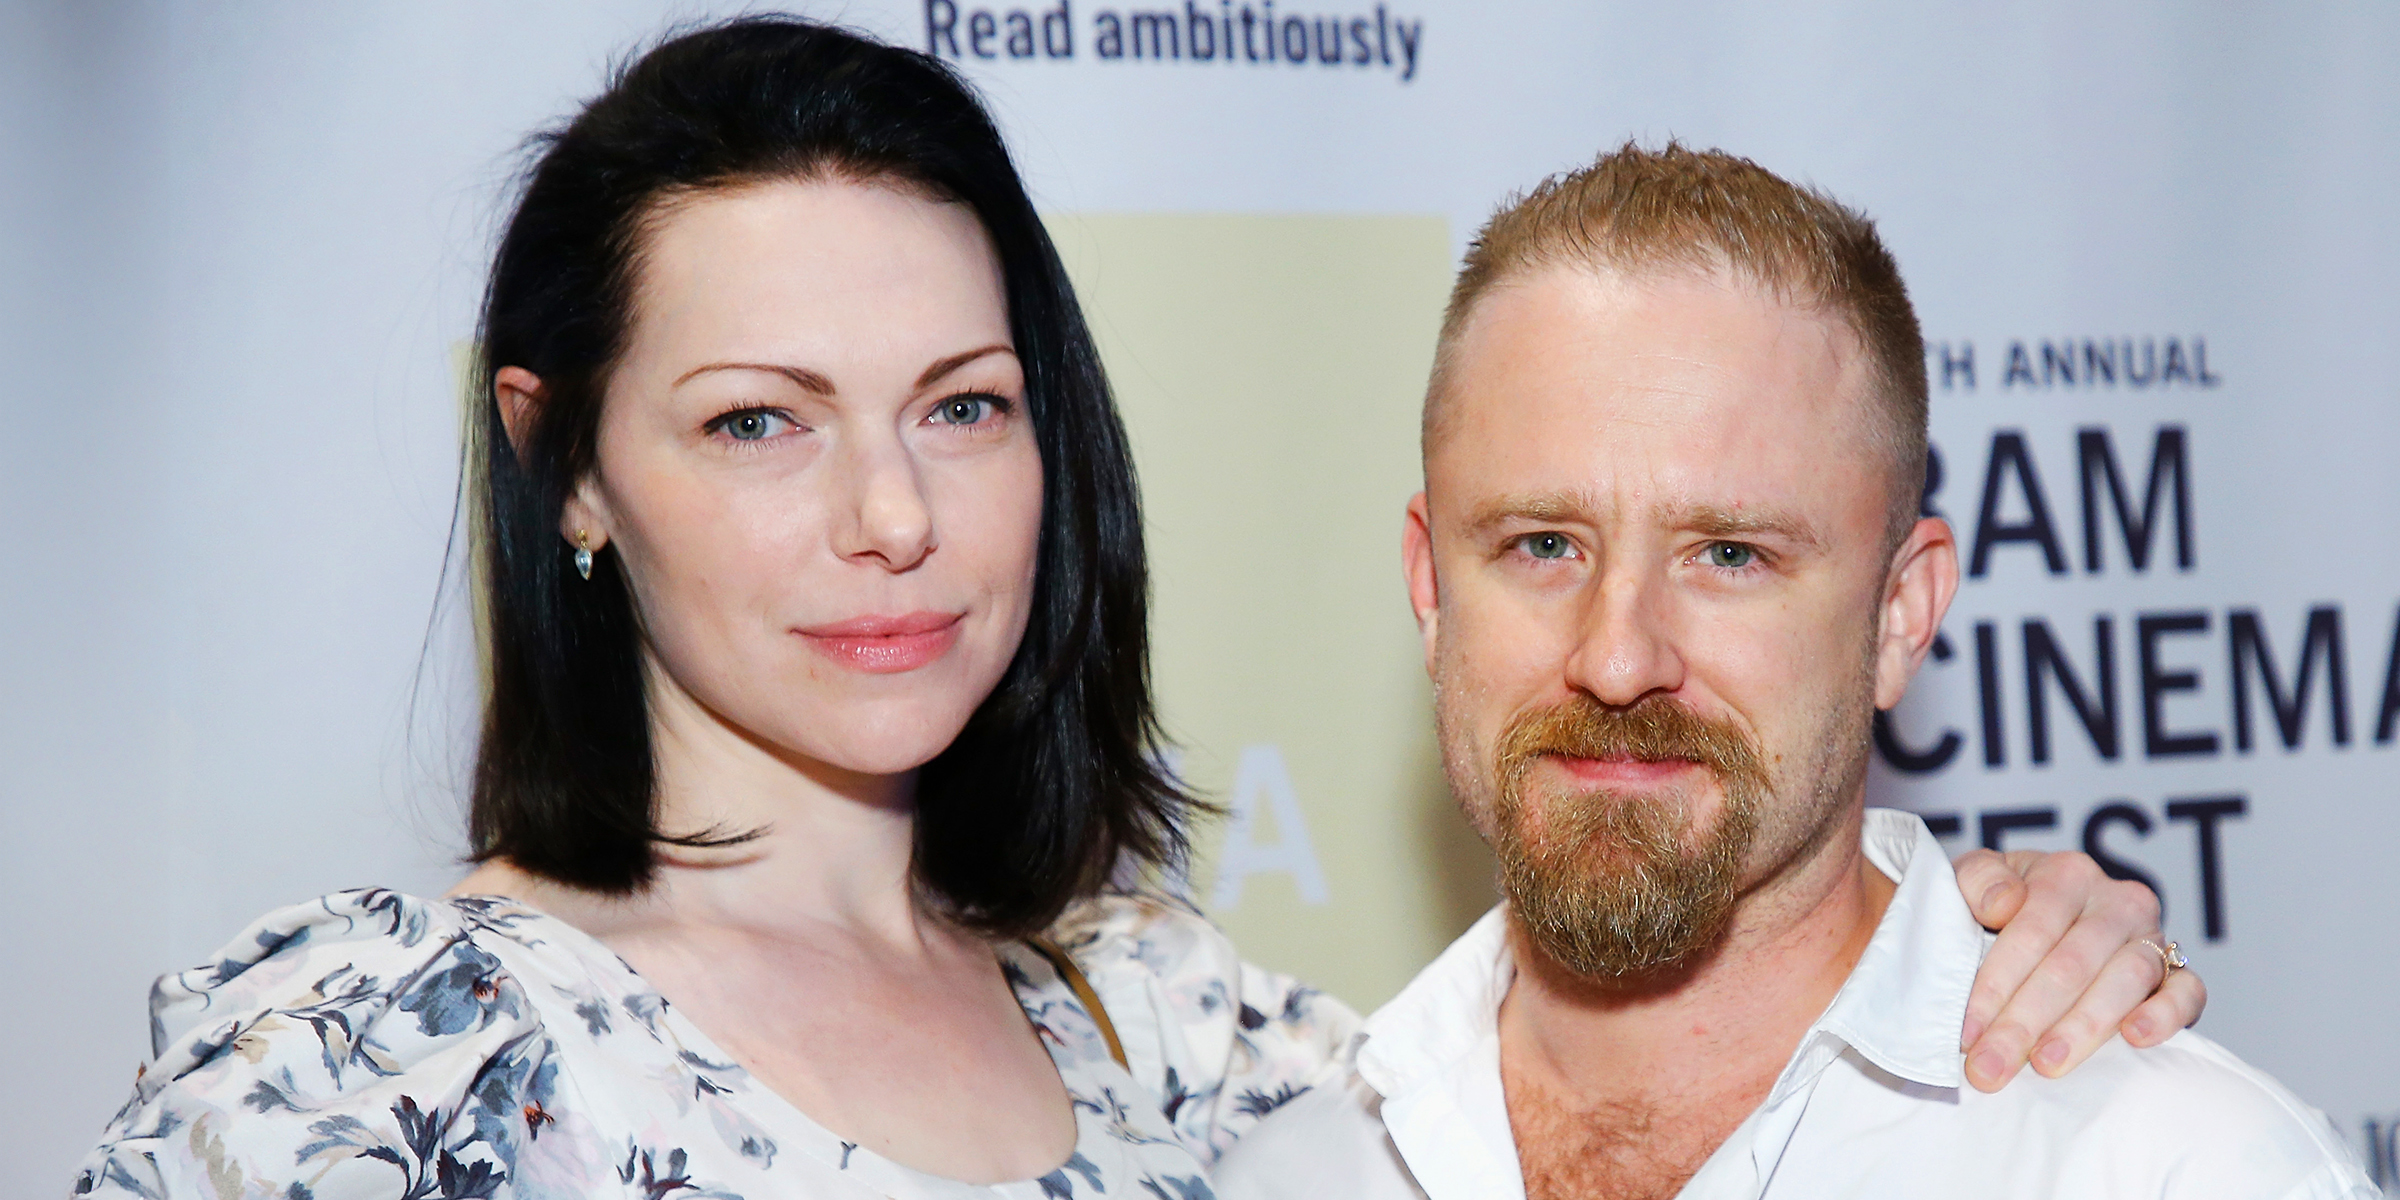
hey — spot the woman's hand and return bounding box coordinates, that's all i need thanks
[1954,848,2206,1092]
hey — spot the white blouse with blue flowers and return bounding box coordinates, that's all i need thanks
[74,888,1358,1199]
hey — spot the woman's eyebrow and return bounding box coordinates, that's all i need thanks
[669,346,1015,393]
[916,343,1016,390]
[672,361,835,392]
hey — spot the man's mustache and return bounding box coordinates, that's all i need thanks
[1495,693,1768,798]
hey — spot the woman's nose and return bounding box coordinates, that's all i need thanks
[833,433,937,571]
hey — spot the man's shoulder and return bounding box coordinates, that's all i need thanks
[1816,1028,2373,1197]
[2019,1030,2363,1170]
[1213,1068,1425,1200]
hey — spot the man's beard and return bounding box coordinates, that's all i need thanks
[1488,694,1775,981]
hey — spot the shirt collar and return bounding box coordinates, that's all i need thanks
[1354,902,1526,1200]
[1785,807,1988,1097]
[1355,808,1989,1104]
[1354,903,1515,1101]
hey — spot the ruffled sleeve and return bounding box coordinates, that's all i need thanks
[74,889,561,1199]
[1047,893,1362,1165]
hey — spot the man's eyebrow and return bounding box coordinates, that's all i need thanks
[671,361,835,393]
[1464,492,1593,531]
[916,343,1016,390]
[1675,503,1826,550]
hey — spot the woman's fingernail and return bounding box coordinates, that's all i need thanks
[2128,1015,2155,1042]
[1971,1049,2007,1083]
[1959,1017,1985,1050]
[2035,1039,2068,1069]
[1979,882,2010,911]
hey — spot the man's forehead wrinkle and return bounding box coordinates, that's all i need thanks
[1607,353,1740,410]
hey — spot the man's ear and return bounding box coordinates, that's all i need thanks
[1402,492,1440,677]
[1874,516,1961,710]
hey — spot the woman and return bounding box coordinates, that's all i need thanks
[76,17,2199,1199]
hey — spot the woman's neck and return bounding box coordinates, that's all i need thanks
[453,663,940,953]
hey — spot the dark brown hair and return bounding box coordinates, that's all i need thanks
[466,16,1194,935]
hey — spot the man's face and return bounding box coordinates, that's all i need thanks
[1404,264,1951,978]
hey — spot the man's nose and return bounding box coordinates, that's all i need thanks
[830,430,936,572]
[1561,563,1686,706]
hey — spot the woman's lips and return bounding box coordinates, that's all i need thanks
[795,611,963,674]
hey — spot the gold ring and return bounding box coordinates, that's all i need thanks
[2136,937,2188,978]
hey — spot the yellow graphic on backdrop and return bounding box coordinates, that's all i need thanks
[1048,213,1496,1009]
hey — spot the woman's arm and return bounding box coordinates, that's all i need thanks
[1954,849,2205,1091]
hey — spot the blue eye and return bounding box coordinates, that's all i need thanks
[1520,532,1574,560]
[933,394,1003,426]
[1705,542,1757,569]
[711,410,793,442]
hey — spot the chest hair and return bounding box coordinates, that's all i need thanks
[1507,1069,1763,1200]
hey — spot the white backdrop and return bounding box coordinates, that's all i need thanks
[5,0,2397,1189]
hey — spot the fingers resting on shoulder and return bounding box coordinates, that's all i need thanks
[1953,847,2207,1094]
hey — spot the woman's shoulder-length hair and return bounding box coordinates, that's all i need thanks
[468,14,1197,936]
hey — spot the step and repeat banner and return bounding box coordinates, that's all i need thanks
[6,0,2396,1186]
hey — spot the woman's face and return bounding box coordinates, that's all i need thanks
[563,179,1043,779]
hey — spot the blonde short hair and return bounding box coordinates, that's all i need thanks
[1427,142,1929,542]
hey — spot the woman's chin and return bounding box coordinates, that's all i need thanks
[759,708,978,782]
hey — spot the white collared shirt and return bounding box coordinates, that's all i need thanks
[1214,809,2375,1200]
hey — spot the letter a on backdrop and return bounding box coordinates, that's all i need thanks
[1210,743,1331,909]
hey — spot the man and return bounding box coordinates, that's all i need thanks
[1213,145,2369,1199]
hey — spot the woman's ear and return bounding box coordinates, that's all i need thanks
[561,485,611,556]
[498,365,612,557]
[494,366,546,460]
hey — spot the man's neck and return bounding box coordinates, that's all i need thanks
[1497,806,1896,1198]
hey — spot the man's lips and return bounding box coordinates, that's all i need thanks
[794,611,963,674]
[1545,752,1707,787]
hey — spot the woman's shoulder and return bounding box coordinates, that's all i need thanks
[145,888,569,1056]
[1047,888,1356,1032]
[1045,888,1226,977]
[1044,889,1362,1163]
[78,889,592,1199]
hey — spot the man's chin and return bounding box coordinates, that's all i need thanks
[1495,792,1755,981]
[1503,861,1740,981]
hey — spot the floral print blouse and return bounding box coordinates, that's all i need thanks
[73,888,1358,1199]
